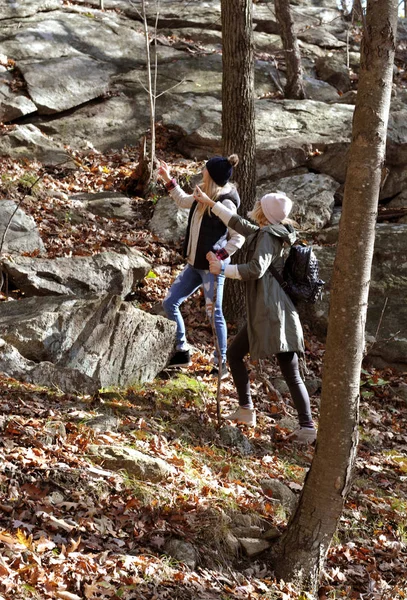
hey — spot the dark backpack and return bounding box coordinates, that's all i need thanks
[269,242,325,304]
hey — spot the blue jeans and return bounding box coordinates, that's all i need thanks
[163,264,227,362]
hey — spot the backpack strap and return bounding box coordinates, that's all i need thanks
[268,261,289,291]
[266,230,290,291]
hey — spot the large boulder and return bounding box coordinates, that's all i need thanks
[298,28,347,49]
[0,338,98,395]
[149,196,189,244]
[0,294,176,390]
[257,172,340,231]
[302,224,407,370]
[161,97,355,179]
[0,71,38,122]
[1,248,151,298]
[303,76,340,103]
[315,55,352,93]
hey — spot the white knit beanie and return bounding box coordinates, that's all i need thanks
[260,192,293,224]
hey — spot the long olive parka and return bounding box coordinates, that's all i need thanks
[227,212,305,360]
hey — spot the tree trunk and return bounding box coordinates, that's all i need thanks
[220,0,256,324]
[274,0,305,99]
[271,0,398,593]
[220,0,256,214]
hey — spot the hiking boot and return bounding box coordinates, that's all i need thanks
[225,406,256,426]
[167,350,191,368]
[210,361,228,380]
[287,426,317,444]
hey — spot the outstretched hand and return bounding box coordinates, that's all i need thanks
[157,161,171,184]
[194,185,215,207]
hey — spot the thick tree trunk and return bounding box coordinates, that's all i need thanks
[274,0,305,99]
[220,0,256,323]
[271,0,398,593]
[220,0,256,214]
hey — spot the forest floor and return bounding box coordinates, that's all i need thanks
[0,144,407,600]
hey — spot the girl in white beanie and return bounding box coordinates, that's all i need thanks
[193,188,316,444]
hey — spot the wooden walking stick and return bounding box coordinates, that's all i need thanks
[211,274,222,427]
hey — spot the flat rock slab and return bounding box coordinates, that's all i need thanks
[37,94,151,152]
[1,10,146,64]
[0,0,62,20]
[0,124,73,166]
[88,444,175,482]
[19,56,118,114]
[72,192,136,220]
[1,248,151,298]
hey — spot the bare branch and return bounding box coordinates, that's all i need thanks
[155,78,186,99]
[135,75,151,96]
[128,0,143,20]
[269,64,284,94]
[363,298,401,357]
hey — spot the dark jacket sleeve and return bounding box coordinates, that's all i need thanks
[236,230,281,281]
[228,214,259,238]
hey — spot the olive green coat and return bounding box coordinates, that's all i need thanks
[228,214,305,360]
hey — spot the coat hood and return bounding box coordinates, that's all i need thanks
[263,223,297,245]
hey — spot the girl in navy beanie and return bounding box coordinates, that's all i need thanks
[158,155,243,375]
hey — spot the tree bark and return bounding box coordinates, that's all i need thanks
[274,0,305,99]
[271,0,398,593]
[220,0,256,324]
[220,0,256,214]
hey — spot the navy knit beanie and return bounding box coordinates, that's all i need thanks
[206,154,238,187]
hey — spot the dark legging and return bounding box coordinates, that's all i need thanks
[227,323,313,428]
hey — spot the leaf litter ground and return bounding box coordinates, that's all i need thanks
[1,150,407,599]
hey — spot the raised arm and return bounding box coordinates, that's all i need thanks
[194,186,258,238]
[157,161,194,209]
